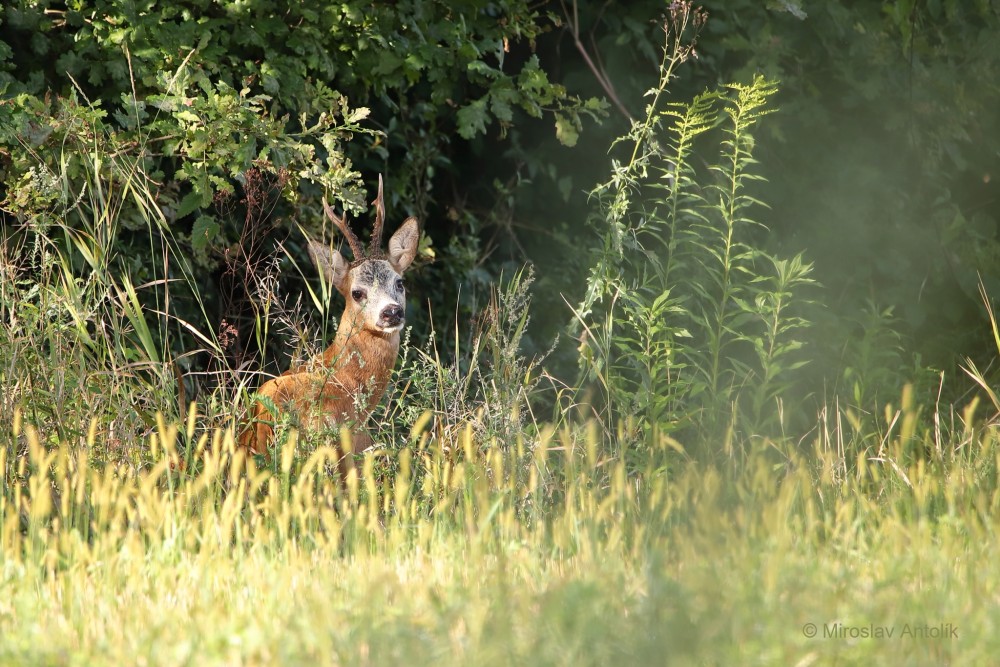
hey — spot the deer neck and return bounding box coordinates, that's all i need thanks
[318,308,400,406]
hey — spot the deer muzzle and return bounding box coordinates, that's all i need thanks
[379,304,405,330]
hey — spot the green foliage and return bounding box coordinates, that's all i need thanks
[476,0,1000,403]
[4,5,1000,657]
[372,267,546,469]
[0,0,606,380]
[1,83,368,254]
[0,136,206,463]
[0,0,604,205]
[0,233,160,460]
[577,31,814,451]
[690,0,1000,374]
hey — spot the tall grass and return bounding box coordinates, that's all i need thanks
[2,393,999,665]
[4,193,999,666]
[1,152,175,460]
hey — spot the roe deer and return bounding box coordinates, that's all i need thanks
[239,176,420,479]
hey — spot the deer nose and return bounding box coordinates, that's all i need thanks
[381,304,404,324]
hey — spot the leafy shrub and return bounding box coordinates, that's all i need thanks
[0,0,606,380]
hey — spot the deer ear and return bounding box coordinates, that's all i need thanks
[308,240,350,293]
[387,217,419,274]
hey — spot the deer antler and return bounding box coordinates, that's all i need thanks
[369,174,386,256]
[322,195,365,260]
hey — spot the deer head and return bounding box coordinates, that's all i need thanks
[308,175,420,335]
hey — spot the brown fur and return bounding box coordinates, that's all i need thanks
[240,310,400,479]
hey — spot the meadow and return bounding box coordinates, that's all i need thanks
[3,394,999,665]
[3,221,998,664]
[3,5,999,665]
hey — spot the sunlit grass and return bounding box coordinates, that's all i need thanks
[2,401,999,666]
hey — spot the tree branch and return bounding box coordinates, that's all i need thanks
[559,0,635,123]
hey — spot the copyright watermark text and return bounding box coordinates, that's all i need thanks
[802,622,958,640]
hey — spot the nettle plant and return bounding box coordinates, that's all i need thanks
[576,7,814,453]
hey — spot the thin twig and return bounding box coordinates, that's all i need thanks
[559,0,634,123]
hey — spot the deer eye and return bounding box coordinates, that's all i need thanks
[395,278,404,291]
[351,289,366,302]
